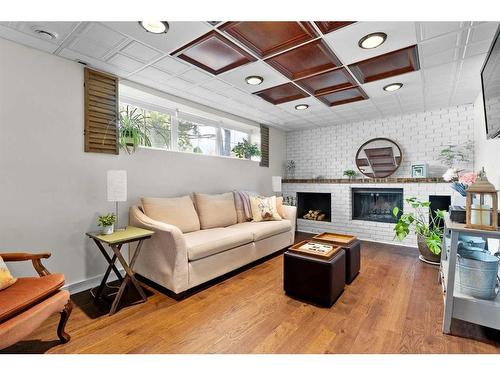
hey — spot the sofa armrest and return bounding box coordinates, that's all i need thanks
[283,205,297,234]
[129,206,189,293]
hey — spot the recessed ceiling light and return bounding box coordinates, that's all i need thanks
[139,21,169,34]
[245,75,264,85]
[358,32,387,49]
[31,27,57,40]
[383,83,403,92]
[295,104,309,110]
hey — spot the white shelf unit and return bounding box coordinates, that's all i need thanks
[439,214,500,333]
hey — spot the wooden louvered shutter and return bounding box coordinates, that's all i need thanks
[259,124,269,167]
[84,67,119,154]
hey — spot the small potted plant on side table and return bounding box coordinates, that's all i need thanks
[98,213,116,235]
[393,198,446,264]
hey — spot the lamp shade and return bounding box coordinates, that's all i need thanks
[272,176,282,193]
[107,170,127,202]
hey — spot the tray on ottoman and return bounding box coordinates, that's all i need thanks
[313,232,360,284]
[284,246,345,307]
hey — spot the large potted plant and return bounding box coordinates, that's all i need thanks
[393,197,446,264]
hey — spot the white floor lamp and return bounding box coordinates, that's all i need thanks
[107,170,127,231]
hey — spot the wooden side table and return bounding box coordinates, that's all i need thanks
[86,226,154,315]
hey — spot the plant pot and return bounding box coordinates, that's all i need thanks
[417,234,440,263]
[101,224,114,235]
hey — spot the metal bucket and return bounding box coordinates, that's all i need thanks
[458,235,487,250]
[457,247,500,300]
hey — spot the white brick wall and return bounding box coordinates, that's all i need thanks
[285,104,475,179]
[283,182,452,247]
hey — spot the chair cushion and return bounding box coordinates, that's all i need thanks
[0,256,17,291]
[193,192,237,229]
[185,227,253,261]
[141,195,200,233]
[229,220,292,241]
[0,273,65,323]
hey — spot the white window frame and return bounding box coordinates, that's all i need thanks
[119,96,260,160]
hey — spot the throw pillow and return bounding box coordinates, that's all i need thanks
[276,196,286,219]
[0,256,17,291]
[141,195,201,233]
[250,196,282,222]
[194,192,238,229]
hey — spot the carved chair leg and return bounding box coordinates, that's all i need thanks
[57,300,73,343]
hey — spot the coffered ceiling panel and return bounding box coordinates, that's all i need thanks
[295,67,357,96]
[1,21,499,131]
[314,22,355,35]
[254,83,309,105]
[172,31,256,75]
[349,45,420,84]
[220,21,318,58]
[317,86,368,106]
[265,39,342,80]
[218,61,288,92]
[323,22,417,65]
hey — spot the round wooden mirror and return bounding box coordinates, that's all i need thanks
[355,138,403,178]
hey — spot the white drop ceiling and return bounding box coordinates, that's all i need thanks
[0,21,498,130]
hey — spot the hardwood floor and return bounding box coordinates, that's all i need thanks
[3,233,500,354]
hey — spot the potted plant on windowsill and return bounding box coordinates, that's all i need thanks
[232,139,261,160]
[393,197,446,264]
[98,213,116,235]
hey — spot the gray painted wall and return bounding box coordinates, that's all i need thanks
[0,38,286,290]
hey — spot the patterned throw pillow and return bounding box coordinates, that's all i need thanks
[250,196,282,222]
[0,256,17,291]
[276,196,286,219]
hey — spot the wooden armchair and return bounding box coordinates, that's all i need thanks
[0,252,72,351]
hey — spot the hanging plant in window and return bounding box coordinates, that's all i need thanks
[232,139,261,160]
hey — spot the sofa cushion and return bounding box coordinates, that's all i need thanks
[229,220,292,241]
[0,273,65,323]
[250,195,282,222]
[185,227,253,261]
[193,192,237,229]
[141,196,200,233]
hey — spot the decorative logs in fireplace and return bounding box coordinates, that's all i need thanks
[303,210,326,221]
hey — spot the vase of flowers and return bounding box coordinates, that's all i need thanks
[443,169,477,207]
[286,160,296,179]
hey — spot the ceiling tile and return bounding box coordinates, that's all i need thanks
[132,66,173,85]
[0,24,62,53]
[67,37,111,59]
[80,23,127,50]
[107,53,144,73]
[349,45,420,84]
[220,21,318,58]
[166,76,194,90]
[254,83,309,105]
[199,78,234,93]
[153,56,190,75]
[5,22,79,44]
[178,68,212,84]
[218,60,288,92]
[171,30,256,75]
[468,22,499,43]
[324,22,417,65]
[420,22,467,40]
[265,39,341,80]
[295,67,357,96]
[317,86,368,106]
[120,41,163,63]
[314,22,356,35]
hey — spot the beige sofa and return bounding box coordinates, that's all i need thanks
[129,194,296,296]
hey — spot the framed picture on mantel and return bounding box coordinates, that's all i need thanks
[411,163,428,178]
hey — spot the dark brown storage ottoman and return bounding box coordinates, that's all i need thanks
[283,249,346,307]
[313,233,361,284]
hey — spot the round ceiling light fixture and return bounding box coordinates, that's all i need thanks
[139,21,169,34]
[31,27,57,40]
[383,83,403,92]
[245,75,264,85]
[295,104,309,110]
[358,32,387,49]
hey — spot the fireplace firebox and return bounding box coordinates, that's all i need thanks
[352,188,403,223]
[297,192,331,222]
